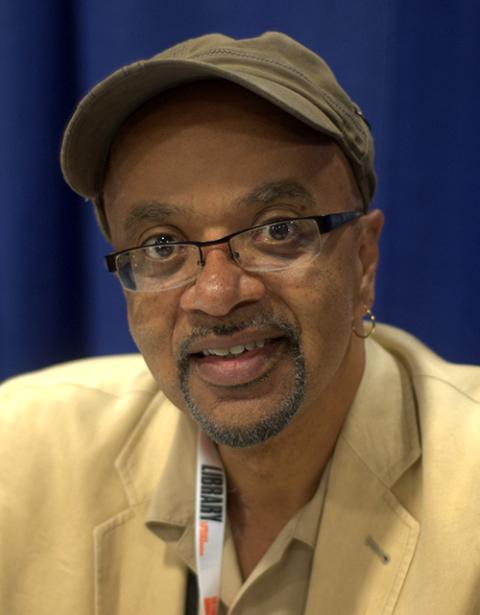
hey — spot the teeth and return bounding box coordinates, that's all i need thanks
[201,338,267,357]
[230,345,246,355]
[202,348,229,356]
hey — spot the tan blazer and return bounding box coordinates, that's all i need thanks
[1,324,479,614]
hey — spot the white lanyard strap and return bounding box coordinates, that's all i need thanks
[195,431,226,615]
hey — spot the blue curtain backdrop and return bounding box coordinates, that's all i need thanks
[1,0,479,382]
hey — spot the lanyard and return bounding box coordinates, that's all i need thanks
[195,431,226,615]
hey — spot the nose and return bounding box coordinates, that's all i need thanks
[179,247,266,316]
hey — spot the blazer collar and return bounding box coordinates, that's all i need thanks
[113,390,197,510]
[341,337,421,488]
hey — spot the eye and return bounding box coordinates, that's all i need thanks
[245,218,314,258]
[143,233,179,259]
[257,219,302,243]
[266,221,295,241]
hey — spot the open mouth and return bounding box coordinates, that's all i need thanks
[189,336,286,387]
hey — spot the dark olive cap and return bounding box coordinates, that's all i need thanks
[61,32,375,233]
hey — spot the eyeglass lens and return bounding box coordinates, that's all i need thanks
[116,218,323,292]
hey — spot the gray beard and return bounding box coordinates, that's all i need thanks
[177,318,306,448]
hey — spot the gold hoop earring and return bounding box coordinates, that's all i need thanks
[352,307,376,339]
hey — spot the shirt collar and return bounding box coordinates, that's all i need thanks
[146,415,331,553]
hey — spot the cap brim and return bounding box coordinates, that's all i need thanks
[61,59,343,199]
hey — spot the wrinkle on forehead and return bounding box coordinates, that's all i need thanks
[235,180,315,208]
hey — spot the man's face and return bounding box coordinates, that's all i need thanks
[104,82,382,448]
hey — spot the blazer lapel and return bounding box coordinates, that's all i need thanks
[304,436,419,615]
[305,339,422,615]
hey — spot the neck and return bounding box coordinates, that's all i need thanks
[219,410,335,525]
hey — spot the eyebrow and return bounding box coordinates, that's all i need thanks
[123,201,182,239]
[122,180,315,239]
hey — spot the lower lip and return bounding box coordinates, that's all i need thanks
[191,339,284,387]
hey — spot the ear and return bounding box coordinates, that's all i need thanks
[355,209,384,317]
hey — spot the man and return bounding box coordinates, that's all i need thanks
[1,32,479,615]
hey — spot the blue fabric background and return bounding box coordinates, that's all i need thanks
[1,0,479,381]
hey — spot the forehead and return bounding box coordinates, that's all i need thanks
[111,80,327,148]
[103,81,360,242]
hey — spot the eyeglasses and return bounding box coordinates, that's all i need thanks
[105,211,363,293]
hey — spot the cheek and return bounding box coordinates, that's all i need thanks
[276,258,357,378]
[126,293,177,386]
[281,259,355,331]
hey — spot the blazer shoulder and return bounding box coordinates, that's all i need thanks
[0,355,163,470]
[0,354,157,398]
[0,356,171,521]
[374,323,480,404]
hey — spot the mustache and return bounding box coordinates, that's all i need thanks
[177,315,300,363]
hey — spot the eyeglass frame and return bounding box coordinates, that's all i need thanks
[105,210,363,291]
